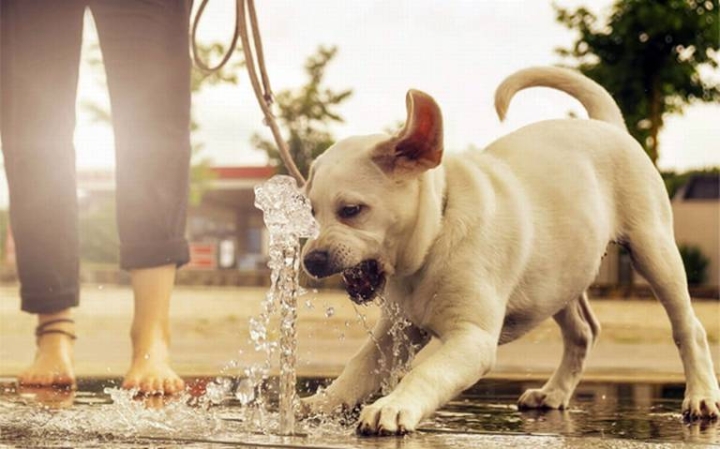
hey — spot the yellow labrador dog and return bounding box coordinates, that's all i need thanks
[301,66,720,435]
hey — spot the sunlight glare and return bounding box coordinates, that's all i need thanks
[74,11,115,170]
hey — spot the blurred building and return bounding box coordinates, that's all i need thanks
[183,166,274,271]
[670,174,719,286]
[0,169,717,295]
[594,173,719,296]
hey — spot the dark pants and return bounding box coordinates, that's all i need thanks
[1,0,192,314]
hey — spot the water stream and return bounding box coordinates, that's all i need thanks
[253,175,319,435]
[184,175,318,436]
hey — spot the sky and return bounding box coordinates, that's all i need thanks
[1,0,718,207]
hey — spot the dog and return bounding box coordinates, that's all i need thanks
[300,66,720,435]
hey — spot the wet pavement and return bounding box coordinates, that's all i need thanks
[1,285,719,447]
[0,377,718,448]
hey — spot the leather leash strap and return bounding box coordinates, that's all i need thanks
[191,0,306,186]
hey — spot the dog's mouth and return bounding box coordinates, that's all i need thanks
[341,259,386,304]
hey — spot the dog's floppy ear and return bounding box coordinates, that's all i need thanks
[373,89,443,176]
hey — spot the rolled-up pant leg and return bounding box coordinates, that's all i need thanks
[90,0,192,270]
[0,0,86,313]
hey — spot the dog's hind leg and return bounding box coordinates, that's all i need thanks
[625,229,720,420]
[518,292,599,410]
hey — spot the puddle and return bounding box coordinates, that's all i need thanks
[1,377,717,448]
[426,379,719,444]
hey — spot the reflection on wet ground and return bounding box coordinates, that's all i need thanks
[429,380,719,444]
[0,377,717,448]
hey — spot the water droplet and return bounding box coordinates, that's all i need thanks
[235,378,255,405]
[325,307,335,318]
[205,381,227,404]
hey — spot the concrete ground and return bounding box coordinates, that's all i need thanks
[0,284,718,381]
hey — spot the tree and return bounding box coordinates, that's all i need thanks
[252,46,353,177]
[678,244,710,284]
[555,0,720,164]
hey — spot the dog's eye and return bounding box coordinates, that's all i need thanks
[338,204,363,219]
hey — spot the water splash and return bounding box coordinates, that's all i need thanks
[253,175,319,435]
[0,386,223,445]
[352,296,421,396]
[379,298,419,394]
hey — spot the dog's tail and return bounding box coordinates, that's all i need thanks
[494,66,627,131]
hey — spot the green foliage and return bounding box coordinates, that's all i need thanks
[253,46,353,177]
[190,43,245,91]
[555,0,720,164]
[678,244,710,284]
[662,167,720,198]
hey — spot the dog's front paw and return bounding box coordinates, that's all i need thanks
[356,396,423,436]
[682,389,720,421]
[517,388,569,410]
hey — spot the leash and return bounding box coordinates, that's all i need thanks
[191,0,306,186]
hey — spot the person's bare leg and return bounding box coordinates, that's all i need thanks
[122,264,184,395]
[19,309,76,388]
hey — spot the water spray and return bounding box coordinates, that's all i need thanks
[254,175,318,435]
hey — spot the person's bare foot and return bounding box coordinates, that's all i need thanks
[19,312,76,388]
[123,265,185,396]
[122,336,185,395]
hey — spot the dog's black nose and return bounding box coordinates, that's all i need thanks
[303,250,330,278]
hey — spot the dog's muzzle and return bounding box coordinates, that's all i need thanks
[303,251,386,304]
[342,260,385,304]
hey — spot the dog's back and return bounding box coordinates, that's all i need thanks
[488,65,673,242]
[474,67,669,340]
